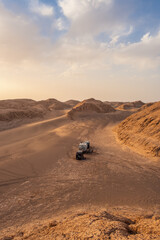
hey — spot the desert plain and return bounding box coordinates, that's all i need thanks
[0,98,160,239]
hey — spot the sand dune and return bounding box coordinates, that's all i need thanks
[117,101,144,110]
[0,98,71,121]
[1,209,160,239]
[0,98,71,131]
[37,98,71,110]
[116,101,160,158]
[68,98,115,119]
[64,99,80,107]
[138,102,154,111]
[0,108,44,121]
[0,99,36,108]
[0,99,44,125]
[0,99,160,239]
[104,101,125,108]
[104,101,145,110]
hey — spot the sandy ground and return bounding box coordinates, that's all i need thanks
[0,110,160,235]
[1,208,160,239]
[0,109,68,132]
[116,101,160,159]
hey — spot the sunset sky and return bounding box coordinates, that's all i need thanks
[0,0,160,102]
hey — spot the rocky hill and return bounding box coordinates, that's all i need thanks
[0,98,71,122]
[0,99,43,121]
[104,101,125,108]
[116,101,160,158]
[37,98,70,111]
[64,99,80,107]
[68,98,115,118]
[117,101,145,110]
[1,210,160,240]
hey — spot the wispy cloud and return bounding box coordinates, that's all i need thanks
[58,0,130,38]
[113,31,160,69]
[0,1,160,70]
[141,32,151,42]
[29,0,54,17]
[0,2,51,64]
[54,18,68,31]
[59,0,113,20]
[0,0,160,101]
[110,26,133,45]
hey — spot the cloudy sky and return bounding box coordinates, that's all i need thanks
[0,0,160,101]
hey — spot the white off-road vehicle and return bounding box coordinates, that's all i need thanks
[78,141,93,153]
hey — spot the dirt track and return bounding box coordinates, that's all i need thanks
[0,111,160,231]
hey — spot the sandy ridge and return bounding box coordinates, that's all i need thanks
[115,101,160,159]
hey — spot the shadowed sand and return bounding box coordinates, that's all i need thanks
[1,208,160,239]
[0,106,160,236]
[116,101,160,158]
[0,99,160,239]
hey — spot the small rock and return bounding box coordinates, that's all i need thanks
[49,221,57,228]
[16,232,24,237]
[2,236,14,240]
[152,215,160,220]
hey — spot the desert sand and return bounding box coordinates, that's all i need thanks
[68,98,115,119]
[0,98,74,131]
[64,100,80,107]
[116,101,145,111]
[1,209,160,239]
[0,98,160,239]
[116,101,160,158]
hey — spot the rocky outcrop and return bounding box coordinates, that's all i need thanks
[1,210,160,240]
[64,99,80,107]
[116,101,160,158]
[68,98,115,118]
[0,98,71,121]
[37,98,71,110]
[118,101,145,110]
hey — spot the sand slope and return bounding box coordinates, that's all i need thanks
[0,98,71,131]
[37,98,71,110]
[116,101,160,158]
[117,101,144,110]
[64,99,80,107]
[104,101,125,108]
[68,98,115,119]
[0,108,160,234]
[0,99,42,121]
[0,98,71,121]
[1,209,160,240]
[0,100,160,239]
